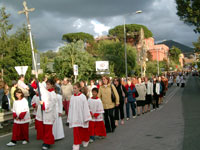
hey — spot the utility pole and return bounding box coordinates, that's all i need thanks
[124,18,128,80]
[124,10,142,80]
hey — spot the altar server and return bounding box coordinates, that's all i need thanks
[67,82,92,150]
[53,88,65,140]
[35,79,57,150]
[88,88,106,143]
[7,88,31,147]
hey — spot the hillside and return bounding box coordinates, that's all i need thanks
[158,40,194,55]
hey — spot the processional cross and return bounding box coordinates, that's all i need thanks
[18,1,35,26]
[18,1,38,78]
[18,1,42,100]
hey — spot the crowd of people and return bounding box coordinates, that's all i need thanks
[0,72,188,150]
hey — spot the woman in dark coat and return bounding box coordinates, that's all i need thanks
[113,78,128,126]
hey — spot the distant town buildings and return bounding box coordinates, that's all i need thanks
[137,37,169,61]
[95,35,196,69]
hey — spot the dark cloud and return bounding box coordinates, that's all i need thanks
[0,0,199,52]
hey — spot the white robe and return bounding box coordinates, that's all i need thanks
[36,84,57,124]
[67,93,92,128]
[31,95,40,116]
[53,94,65,140]
[88,97,104,121]
[176,76,180,84]
[13,98,31,124]
[180,76,185,84]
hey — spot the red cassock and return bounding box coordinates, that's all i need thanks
[35,119,44,140]
[12,112,29,141]
[35,119,54,144]
[12,123,29,141]
[63,100,70,115]
[89,121,106,137]
[73,127,90,145]
[43,124,54,145]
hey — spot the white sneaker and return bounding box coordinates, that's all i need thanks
[133,116,136,119]
[82,141,89,147]
[22,140,28,145]
[6,142,16,147]
[126,118,130,121]
[72,144,80,150]
[89,139,94,143]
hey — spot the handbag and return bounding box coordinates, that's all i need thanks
[111,85,116,103]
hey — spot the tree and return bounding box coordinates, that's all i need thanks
[0,18,33,85]
[176,0,200,33]
[146,61,158,76]
[54,40,98,81]
[40,50,58,74]
[193,36,200,53]
[97,40,137,77]
[108,24,153,41]
[5,25,32,84]
[62,32,94,43]
[146,60,169,76]
[169,46,182,64]
[0,6,13,81]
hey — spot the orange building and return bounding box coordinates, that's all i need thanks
[137,37,169,61]
[148,44,169,61]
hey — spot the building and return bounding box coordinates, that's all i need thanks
[136,37,169,61]
[95,36,169,62]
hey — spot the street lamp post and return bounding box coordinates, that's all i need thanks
[124,10,142,80]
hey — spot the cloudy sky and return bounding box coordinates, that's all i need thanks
[0,0,199,52]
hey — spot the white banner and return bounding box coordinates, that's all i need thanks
[96,61,109,71]
[96,61,110,74]
[15,66,28,76]
[73,65,78,75]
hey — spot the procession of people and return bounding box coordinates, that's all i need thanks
[0,71,189,150]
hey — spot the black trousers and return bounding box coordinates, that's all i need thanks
[153,95,159,109]
[104,108,116,132]
[115,100,125,120]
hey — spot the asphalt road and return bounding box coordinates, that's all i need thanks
[0,76,199,150]
[182,76,200,150]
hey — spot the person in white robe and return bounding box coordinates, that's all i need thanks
[180,75,185,87]
[35,79,57,150]
[176,75,180,86]
[88,88,106,143]
[53,93,65,140]
[67,82,92,150]
[7,88,31,147]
